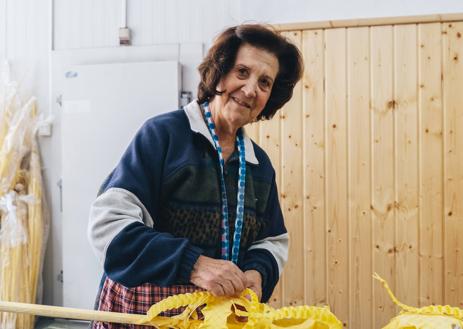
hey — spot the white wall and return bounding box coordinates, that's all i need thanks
[53,0,241,49]
[2,0,463,307]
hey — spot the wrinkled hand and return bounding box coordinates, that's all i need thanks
[244,270,262,301]
[190,255,247,297]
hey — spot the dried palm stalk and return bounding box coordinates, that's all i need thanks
[0,63,48,329]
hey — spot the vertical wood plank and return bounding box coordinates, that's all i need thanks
[443,21,463,307]
[280,30,304,307]
[370,25,396,328]
[258,113,282,308]
[245,122,260,143]
[347,26,372,329]
[418,22,444,306]
[394,24,419,306]
[325,28,349,326]
[302,29,326,306]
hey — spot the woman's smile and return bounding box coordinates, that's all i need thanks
[230,95,252,109]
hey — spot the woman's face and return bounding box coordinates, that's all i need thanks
[212,44,279,130]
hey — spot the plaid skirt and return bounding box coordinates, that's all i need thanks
[92,277,202,329]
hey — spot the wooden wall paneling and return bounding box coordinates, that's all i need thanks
[302,29,327,307]
[443,21,463,307]
[280,31,305,306]
[256,106,282,308]
[418,22,444,306]
[264,16,463,328]
[347,26,372,329]
[394,24,419,307]
[245,122,260,142]
[324,28,349,326]
[370,25,396,328]
[275,14,463,33]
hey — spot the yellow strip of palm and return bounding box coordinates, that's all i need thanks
[374,273,463,329]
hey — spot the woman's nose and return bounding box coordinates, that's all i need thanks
[242,80,257,98]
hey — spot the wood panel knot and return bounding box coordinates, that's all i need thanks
[387,99,397,109]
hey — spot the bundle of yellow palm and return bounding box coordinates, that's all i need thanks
[374,273,463,329]
[135,288,343,329]
[0,288,343,329]
[0,63,49,329]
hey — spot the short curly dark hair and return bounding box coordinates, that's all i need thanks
[197,24,304,120]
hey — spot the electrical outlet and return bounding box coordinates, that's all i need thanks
[119,27,131,46]
[38,121,53,137]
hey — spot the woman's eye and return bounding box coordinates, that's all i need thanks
[260,79,272,90]
[237,68,248,77]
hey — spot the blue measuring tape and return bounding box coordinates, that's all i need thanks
[203,102,246,264]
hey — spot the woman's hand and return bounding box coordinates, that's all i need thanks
[190,255,247,297]
[244,270,262,301]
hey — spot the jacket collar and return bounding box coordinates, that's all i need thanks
[183,100,259,165]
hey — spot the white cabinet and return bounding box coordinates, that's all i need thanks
[60,60,179,309]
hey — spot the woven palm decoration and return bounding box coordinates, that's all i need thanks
[374,273,463,329]
[134,288,342,329]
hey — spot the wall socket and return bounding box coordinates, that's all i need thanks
[119,27,131,46]
[38,121,53,137]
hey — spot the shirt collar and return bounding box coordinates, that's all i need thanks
[183,100,259,165]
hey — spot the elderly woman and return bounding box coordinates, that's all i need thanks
[88,24,303,328]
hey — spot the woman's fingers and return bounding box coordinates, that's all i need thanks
[209,282,226,297]
[190,255,247,297]
[220,262,246,294]
[244,270,262,301]
[229,272,246,294]
[217,279,235,296]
